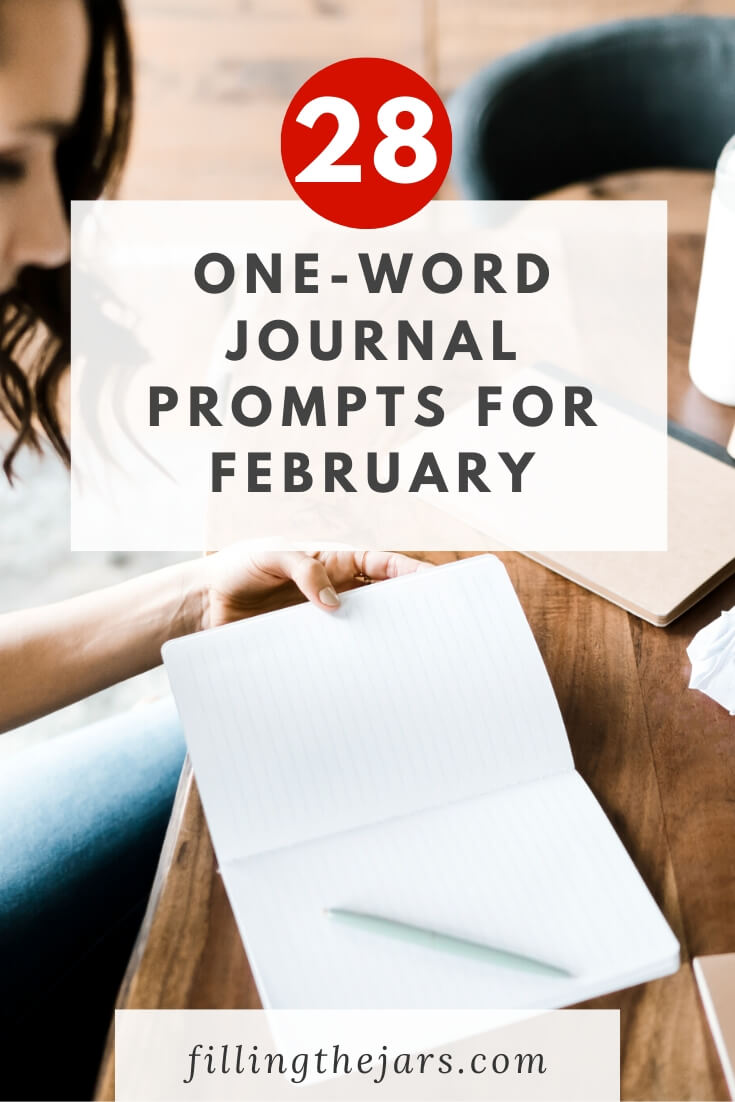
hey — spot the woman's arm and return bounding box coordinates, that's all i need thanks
[0,559,200,733]
[0,549,424,733]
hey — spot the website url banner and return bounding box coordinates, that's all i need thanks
[115,1008,619,1100]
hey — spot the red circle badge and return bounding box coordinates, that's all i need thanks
[281,58,452,229]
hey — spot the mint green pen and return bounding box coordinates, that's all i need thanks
[325,909,572,978]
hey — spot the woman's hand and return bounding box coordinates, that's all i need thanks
[194,548,429,630]
[0,548,432,732]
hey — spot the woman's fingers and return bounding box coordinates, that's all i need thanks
[353,550,431,581]
[314,550,432,594]
[268,550,432,613]
[276,552,342,610]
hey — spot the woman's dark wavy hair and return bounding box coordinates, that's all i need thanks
[0,0,133,481]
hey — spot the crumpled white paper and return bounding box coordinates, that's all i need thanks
[688,607,735,715]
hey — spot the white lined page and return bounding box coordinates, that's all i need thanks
[163,555,573,863]
[224,771,679,1009]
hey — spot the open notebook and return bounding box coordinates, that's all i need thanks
[163,555,679,1009]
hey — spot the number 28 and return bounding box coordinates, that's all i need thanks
[294,95,438,185]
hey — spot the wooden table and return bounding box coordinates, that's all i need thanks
[95,217,735,1101]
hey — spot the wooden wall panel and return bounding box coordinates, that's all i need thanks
[121,0,427,198]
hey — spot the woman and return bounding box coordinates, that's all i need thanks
[0,2,424,1098]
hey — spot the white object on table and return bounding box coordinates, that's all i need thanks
[690,136,735,406]
[688,606,735,715]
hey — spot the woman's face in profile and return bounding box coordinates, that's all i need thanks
[0,0,89,293]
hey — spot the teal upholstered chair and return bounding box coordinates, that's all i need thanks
[449,16,735,199]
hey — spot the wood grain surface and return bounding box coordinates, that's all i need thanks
[96,2,735,1099]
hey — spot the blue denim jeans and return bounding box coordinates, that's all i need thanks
[0,697,186,1100]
